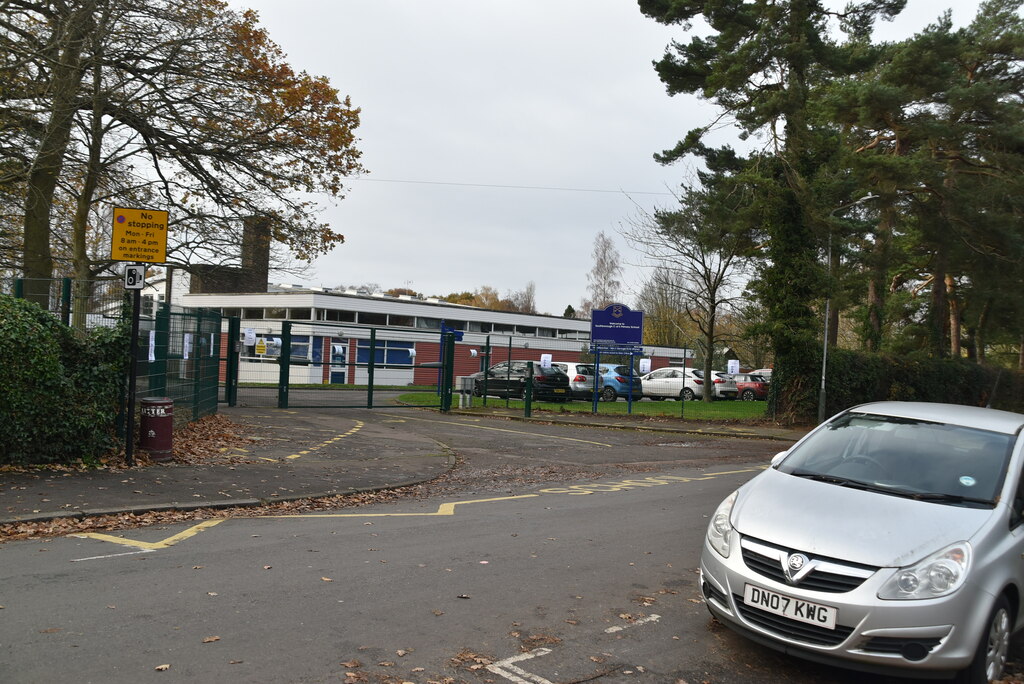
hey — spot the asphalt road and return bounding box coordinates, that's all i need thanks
[0,410,1000,683]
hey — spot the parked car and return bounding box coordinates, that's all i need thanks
[699,401,1024,683]
[753,367,773,381]
[550,362,596,399]
[708,371,739,399]
[732,373,769,401]
[469,360,570,401]
[639,367,700,400]
[596,363,643,402]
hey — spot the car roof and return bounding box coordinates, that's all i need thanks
[847,401,1024,435]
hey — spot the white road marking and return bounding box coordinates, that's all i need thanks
[71,548,156,562]
[487,648,554,684]
[605,613,661,633]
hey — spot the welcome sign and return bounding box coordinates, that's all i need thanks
[590,303,644,346]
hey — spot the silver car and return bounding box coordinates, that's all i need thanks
[550,362,595,400]
[699,401,1024,683]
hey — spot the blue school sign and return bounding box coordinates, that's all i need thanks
[590,303,644,348]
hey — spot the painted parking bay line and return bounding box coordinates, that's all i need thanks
[71,519,225,551]
[379,412,613,447]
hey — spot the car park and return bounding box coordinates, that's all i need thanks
[469,360,570,401]
[699,401,1024,683]
[596,363,643,402]
[732,372,769,401]
[550,361,596,399]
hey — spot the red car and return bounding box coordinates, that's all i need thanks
[732,373,769,401]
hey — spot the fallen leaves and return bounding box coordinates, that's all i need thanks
[154,664,170,671]
[202,636,220,643]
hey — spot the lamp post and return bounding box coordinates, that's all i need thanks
[818,194,877,424]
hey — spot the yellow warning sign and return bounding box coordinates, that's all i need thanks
[111,207,168,263]
[255,338,267,355]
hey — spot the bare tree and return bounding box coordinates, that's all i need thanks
[582,230,623,314]
[623,194,749,401]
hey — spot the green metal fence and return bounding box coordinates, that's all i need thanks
[222,319,454,410]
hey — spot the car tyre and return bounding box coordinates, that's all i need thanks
[681,388,695,401]
[600,386,617,402]
[741,389,755,401]
[955,595,1012,684]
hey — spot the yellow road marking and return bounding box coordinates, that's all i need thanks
[287,420,365,459]
[72,520,224,550]
[268,494,538,518]
[379,412,612,447]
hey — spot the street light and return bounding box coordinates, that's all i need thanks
[818,194,877,423]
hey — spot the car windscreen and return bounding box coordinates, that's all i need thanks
[777,413,1013,506]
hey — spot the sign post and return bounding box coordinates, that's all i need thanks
[111,207,168,467]
[589,304,645,414]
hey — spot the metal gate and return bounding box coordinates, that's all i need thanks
[220,319,455,411]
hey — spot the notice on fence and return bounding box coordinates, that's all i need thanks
[111,207,168,263]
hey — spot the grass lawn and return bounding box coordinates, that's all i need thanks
[396,392,770,420]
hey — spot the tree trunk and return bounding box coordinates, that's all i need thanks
[21,1,97,307]
[865,203,896,352]
[929,248,949,358]
[947,274,961,359]
[975,298,991,363]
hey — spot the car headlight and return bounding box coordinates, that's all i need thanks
[706,490,738,558]
[878,542,972,600]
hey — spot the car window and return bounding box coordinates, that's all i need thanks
[778,413,1013,505]
[551,363,566,372]
[578,365,594,375]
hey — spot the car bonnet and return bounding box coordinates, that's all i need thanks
[732,468,994,568]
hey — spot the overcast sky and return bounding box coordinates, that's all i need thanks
[231,0,987,315]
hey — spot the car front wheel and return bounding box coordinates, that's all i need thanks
[955,595,1012,684]
[681,388,695,401]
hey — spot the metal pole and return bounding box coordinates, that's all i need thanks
[818,233,831,424]
[124,288,141,467]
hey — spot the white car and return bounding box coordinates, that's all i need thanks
[700,401,1024,682]
[640,367,701,400]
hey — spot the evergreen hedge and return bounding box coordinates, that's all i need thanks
[0,294,129,465]
[798,348,1024,422]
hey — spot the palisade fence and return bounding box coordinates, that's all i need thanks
[3,278,221,433]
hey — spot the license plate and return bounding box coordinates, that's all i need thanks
[553,388,565,393]
[743,584,837,630]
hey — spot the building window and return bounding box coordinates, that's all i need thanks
[537,327,555,337]
[320,309,356,322]
[389,314,414,327]
[443,319,467,330]
[516,326,536,336]
[416,317,442,330]
[356,339,414,365]
[466,321,491,333]
[265,307,287,319]
[492,323,514,334]
[289,308,312,320]
[221,308,241,318]
[358,312,388,326]
[243,308,264,319]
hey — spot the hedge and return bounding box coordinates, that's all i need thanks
[0,294,129,465]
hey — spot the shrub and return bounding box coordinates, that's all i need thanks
[0,295,129,465]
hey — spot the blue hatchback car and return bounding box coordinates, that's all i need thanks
[597,364,643,402]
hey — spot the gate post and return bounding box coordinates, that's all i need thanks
[151,302,169,396]
[278,321,291,408]
[225,316,240,406]
[440,331,455,412]
[366,328,376,408]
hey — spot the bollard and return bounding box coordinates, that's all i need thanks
[140,397,174,462]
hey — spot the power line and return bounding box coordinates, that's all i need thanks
[349,176,676,196]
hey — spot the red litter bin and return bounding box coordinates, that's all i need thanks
[140,397,174,462]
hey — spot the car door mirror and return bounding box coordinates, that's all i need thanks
[770,451,788,467]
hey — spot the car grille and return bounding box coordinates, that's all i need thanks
[741,537,877,593]
[733,594,854,646]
